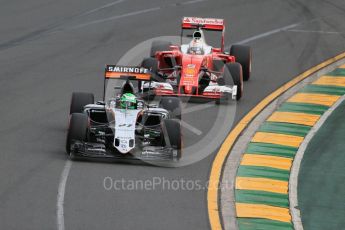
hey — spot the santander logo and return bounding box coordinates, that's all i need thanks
[183,17,224,25]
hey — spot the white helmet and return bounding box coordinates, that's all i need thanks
[188,39,204,55]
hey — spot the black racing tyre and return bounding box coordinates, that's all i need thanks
[225,62,243,101]
[230,45,252,81]
[140,57,160,91]
[150,40,172,57]
[69,92,94,114]
[159,97,182,119]
[212,59,224,72]
[141,57,158,73]
[141,57,163,83]
[163,119,182,160]
[66,113,88,158]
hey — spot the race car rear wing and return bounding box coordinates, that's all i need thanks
[103,65,151,100]
[104,65,151,80]
[182,17,224,31]
[181,17,225,52]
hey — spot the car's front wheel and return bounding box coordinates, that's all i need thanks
[69,92,94,114]
[162,119,182,160]
[225,62,243,101]
[66,113,88,159]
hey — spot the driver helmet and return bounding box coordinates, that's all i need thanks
[188,39,204,55]
[120,93,137,109]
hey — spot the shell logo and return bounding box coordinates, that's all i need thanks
[185,64,196,76]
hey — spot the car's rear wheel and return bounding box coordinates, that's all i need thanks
[230,45,252,81]
[150,40,172,57]
[225,62,243,101]
[70,92,94,114]
[162,119,182,160]
[159,97,182,119]
[66,113,88,159]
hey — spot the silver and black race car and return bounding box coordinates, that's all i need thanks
[65,65,182,162]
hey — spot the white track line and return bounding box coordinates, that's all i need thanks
[57,160,72,230]
[68,0,209,30]
[181,0,208,5]
[229,18,322,47]
[289,95,345,230]
[237,23,301,44]
[181,120,203,136]
[226,22,301,49]
[70,7,161,29]
[287,29,343,35]
[81,0,125,16]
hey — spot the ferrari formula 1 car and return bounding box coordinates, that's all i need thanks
[66,65,182,162]
[140,17,252,101]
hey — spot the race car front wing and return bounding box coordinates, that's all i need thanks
[70,141,178,162]
[143,82,238,100]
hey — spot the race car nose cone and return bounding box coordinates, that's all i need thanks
[184,85,193,94]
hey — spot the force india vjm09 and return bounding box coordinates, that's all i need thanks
[141,17,252,101]
[66,66,182,162]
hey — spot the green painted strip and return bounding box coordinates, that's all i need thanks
[258,121,311,137]
[300,84,345,95]
[246,142,297,158]
[326,68,345,76]
[278,102,329,115]
[237,165,290,181]
[238,218,293,230]
[298,99,345,230]
[235,189,289,207]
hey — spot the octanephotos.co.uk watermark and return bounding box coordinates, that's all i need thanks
[103,176,231,191]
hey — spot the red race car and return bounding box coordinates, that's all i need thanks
[140,17,252,102]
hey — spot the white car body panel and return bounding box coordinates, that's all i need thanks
[112,108,141,154]
[203,85,237,99]
[181,30,213,54]
[143,82,174,91]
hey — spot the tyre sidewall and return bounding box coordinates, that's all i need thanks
[230,45,252,81]
[70,92,94,114]
[225,62,243,100]
[162,119,182,159]
[66,113,88,155]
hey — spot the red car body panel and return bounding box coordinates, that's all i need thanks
[151,17,238,99]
